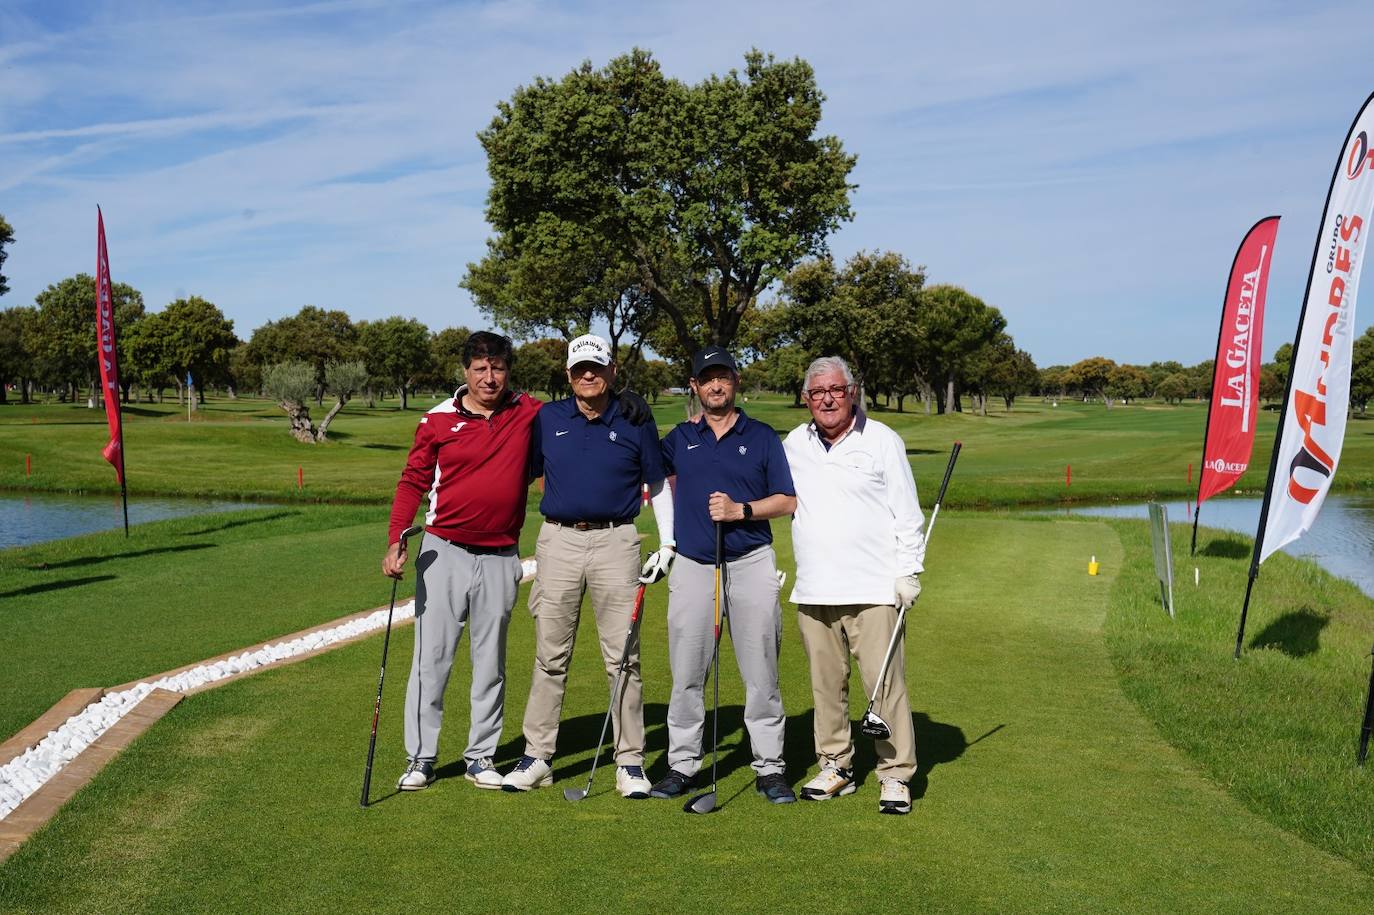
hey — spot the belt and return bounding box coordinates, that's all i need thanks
[433,534,515,555]
[544,517,634,531]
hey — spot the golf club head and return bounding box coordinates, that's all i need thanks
[562,787,588,802]
[683,791,717,814]
[859,711,892,740]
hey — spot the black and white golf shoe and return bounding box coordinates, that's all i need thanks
[878,777,911,815]
[397,759,435,791]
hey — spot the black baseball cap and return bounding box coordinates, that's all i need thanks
[691,346,738,377]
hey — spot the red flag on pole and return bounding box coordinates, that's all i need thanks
[1196,216,1280,508]
[95,207,126,485]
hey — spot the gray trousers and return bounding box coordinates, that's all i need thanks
[666,546,785,777]
[402,533,524,764]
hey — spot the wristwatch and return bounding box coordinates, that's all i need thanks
[741,501,753,520]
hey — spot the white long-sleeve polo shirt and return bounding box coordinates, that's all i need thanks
[784,412,926,606]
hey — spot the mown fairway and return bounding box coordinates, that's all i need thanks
[6,392,1374,506]
[2,514,1373,912]
[3,394,1374,911]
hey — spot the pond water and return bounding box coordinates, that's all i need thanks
[1042,493,1374,599]
[0,491,265,550]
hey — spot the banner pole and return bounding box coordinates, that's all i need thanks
[1359,640,1374,766]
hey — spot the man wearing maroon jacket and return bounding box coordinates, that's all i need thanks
[383,331,540,791]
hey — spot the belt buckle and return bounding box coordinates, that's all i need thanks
[573,521,591,531]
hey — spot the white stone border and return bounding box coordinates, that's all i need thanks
[0,556,540,821]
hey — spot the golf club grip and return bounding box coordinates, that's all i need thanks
[934,442,961,507]
[630,583,646,623]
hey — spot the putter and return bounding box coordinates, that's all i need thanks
[860,442,962,740]
[563,582,648,801]
[685,521,726,814]
[360,523,424,808]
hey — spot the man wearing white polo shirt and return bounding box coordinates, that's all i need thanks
[784,355,924,815]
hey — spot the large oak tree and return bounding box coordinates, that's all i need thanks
[472,48,856,355]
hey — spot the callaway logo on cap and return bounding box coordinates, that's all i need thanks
[567,334,613,368]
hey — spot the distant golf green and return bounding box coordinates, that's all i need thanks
[6,392,1374,506]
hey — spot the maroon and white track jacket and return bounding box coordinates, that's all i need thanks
[387,388,542,547]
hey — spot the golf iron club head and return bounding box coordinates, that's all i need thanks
[683,790,717,814]
[562,787,589,802]
[859,710,892,740]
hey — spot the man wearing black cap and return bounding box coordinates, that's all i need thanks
[650,346,798,804]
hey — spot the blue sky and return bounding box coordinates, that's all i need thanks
[2,0,1372,366]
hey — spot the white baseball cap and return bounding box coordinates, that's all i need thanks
[567,333,613,369]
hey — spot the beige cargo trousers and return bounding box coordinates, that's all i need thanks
[520,520,645,765]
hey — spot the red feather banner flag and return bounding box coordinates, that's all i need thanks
[96,207,130,533]
[1191,215,1279,553]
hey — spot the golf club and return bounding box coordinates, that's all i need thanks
[360,523,424,808]
[685,521,726,814]
[860,442,962,740]
[563,581,648,801]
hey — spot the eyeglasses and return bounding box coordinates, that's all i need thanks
[803,384,854,402]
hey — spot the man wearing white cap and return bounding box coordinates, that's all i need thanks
[502,334,675,798]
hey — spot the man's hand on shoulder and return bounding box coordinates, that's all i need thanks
[619,389,654,426]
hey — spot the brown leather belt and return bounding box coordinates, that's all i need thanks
[545,518,634,531]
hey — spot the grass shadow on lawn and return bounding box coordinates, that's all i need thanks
[1198,537,1251,559]
[1248,607,1330,658]
[18,542,214,571]
[178,510,302,536]
[0,574,117,598]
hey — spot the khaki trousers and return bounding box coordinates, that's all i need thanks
[521,521,645,765]
[796,603,917,781]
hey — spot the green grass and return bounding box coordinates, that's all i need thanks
[8,392,1374,507]
[2,516,1371,912]
[1105,520,1374,870]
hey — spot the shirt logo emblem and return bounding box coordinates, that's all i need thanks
[687,443,701,450]
[555,430,570,436]
[608,430,618,441]
[738,445,748,455]
[450,422,467,433]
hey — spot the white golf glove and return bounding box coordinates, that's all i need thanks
[894,574,921,611]
[639,545,676,584]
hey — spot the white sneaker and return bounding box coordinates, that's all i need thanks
[878,777,911,815]
[397,759,435,791]
[464,757,503,790]
[501,755,552,791]
[616,765,652,799]
[800,766,856,801]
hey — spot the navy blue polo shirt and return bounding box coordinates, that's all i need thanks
[661,409,795,563]
[533,394,666,522]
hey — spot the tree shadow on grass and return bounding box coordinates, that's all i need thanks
[20,542,213,571]
[178,510,301,536]
[1198,538,1250,560]
[1249,607,1329,658]
[359,443,407,451]
[0,575,117,599]
[905,448,941,456]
